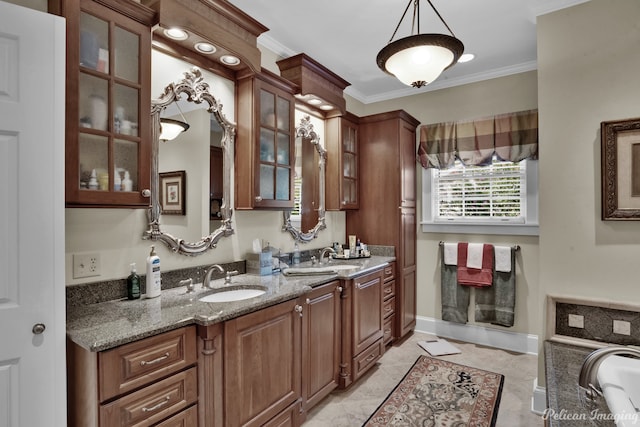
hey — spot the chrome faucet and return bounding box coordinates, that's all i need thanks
[578,346,640,402]
[319,247,336,265]
[202,264,225,289]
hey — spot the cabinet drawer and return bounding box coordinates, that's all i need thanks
[383,296,395,319]
[155,404,198,427]
[100,367,198,427]
[383,262,396,282]
[353,339,383,382]
[99,326,197,401]
[382,280,395,301]
[383,316,395,345]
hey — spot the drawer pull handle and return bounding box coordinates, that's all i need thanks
[365,353,376,362]
[385,306,392,312]
[142,396,170,412]
[337,286,343,293]
[140,352,170,366]
[384,288,392,294]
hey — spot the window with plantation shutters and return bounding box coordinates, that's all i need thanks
[433,157,526,223]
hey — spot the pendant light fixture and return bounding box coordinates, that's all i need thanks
[376,0,464,88]
[159,100,190,142]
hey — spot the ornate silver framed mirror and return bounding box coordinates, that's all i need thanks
[282,115,327,242]
[144,67,235,255]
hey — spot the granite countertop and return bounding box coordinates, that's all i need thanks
[66,256,394,352]
[544,340,615,427]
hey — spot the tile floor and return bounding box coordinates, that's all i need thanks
[303,331,542,426]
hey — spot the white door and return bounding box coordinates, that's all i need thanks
[0,2,66,426]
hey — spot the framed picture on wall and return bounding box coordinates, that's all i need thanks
[601,117,640,220]
[159,170,186,215]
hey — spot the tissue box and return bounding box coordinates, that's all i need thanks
[246,252,273,275]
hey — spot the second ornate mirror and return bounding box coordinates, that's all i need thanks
[144,67,235,255]
[282,115,327,242]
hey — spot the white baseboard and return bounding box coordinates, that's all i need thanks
[415,315,539,355]
[531,378,547,415]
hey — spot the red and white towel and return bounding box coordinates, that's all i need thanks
[457,243,494,287]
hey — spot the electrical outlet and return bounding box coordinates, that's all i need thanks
[73,253,101,279]
[613,320,631,336]
[568,314,584,329]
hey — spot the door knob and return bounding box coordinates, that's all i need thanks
[32,323,46,335]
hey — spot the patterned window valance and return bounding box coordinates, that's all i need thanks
[417,109,538,169]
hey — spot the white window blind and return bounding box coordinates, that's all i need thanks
[433,158,526,223]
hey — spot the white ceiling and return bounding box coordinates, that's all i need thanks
[227,0,590,104]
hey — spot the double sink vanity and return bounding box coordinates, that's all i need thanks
[66,255,397,426]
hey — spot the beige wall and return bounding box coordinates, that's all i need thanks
[537,0,640,376]
[347,72,540,336]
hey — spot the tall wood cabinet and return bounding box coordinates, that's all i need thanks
[60,0,153,207]
[346,110,420,341]
[235,69,296,210]
[325,112,359,210]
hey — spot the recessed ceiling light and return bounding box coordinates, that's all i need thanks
[220,55,240,66]
[319,105,334,111]
[195,42,216,54]
[458,53,475,63]
[164,28,188,41]
[308,99,322,105]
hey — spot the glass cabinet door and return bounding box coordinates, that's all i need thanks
[65,0,151,207]
[342,122,358,208]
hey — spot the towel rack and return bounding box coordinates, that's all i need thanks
[438,241,520,251]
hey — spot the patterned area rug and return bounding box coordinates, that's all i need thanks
[363,355,504,427]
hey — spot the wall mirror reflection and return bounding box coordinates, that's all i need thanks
[144,67,235,255]
[283,115,327,242]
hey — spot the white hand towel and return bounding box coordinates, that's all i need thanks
[495,245,512,272]
[466,243,484,269]
[443,242,458,266]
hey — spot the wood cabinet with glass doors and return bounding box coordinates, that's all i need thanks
[325,112,359,210]
[235,69,296,209]
[61,0,152,207]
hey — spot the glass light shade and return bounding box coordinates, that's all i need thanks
[159,118,189,141]
[377,34,464,88]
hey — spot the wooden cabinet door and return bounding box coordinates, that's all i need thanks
[302,281,341,411]
[62,0,153,207]
[352,270,383,356]
[224,298,302,427]
[235,70,296,210]
[397,207,417,337]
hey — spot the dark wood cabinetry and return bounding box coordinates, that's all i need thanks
[235,69,297,210]
[382,262,396,346]
[302,280,342,412]
[60,0,153,207]
[67,326,198,426]
[339,269,384,388]
[326,112,359,210]
[224,298,302,426]
[347,110,419,341]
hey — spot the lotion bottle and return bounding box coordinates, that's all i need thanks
[127,263,140,300]
[292,243,301,265]
[146,245,161,298]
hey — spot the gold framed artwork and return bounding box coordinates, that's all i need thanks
[159,170,186,215]
[601,117,640,220]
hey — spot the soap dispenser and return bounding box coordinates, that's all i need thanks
[146,245,161,298]
[127,263,140,300]
[292,243,301,265]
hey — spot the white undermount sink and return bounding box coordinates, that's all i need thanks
[597,355,640,426]
[199,287,266,303]
[282,264,360,276]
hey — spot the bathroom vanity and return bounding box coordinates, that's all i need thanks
[66,256,394,426]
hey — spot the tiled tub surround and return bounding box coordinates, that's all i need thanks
[544,341,614,427]
[66,255,394,351]
[555,302,640,346]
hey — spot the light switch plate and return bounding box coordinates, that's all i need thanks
[568,314,584,329]
[73,253,101,279]
[613,320,631,336]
